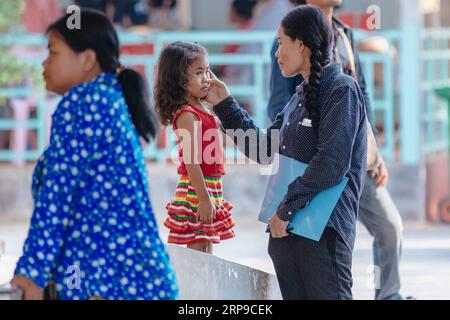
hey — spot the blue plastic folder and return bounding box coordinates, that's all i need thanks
[258,154,349,241]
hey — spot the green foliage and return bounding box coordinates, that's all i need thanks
[0,0,24,33]
[0,0,43,91]
[0,50,43,88]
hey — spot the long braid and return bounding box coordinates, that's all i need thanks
[305,49,322,131]
[305,48,330,132]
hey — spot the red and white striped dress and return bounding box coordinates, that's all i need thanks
[164,106,236,244]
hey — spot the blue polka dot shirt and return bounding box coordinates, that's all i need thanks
[15,73,179,300]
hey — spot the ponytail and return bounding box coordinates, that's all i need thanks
[117,68,159,143]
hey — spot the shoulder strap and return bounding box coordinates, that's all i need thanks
[335,27,357,80]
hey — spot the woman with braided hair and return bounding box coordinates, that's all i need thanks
[205,5,367,299]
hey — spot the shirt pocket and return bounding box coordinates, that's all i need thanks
[295,119,317,143]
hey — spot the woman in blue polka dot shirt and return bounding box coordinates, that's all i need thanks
[10,10,179,300]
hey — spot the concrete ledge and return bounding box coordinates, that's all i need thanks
[0,162,426,221]
[0,244,281,300]
[167,245,281,300]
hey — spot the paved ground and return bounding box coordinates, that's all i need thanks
[214,218,450,300]
[1,214,449,300]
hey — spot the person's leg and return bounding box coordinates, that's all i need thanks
[205,241,213,254]
[293,228,353,300]
[268,236,307,300]
[358,173,404,300]
[325,228,353,300]
[187,241,210,253]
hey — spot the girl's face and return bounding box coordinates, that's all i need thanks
[43,31,100,95]
[186,54,211,100]
[275,26,312,79]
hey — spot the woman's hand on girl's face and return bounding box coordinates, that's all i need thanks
[10,275,44,300]
[205,70,230,106]
[268,214,290,238]
[196,198,216,225]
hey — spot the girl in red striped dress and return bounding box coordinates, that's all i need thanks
[154,42,236,253]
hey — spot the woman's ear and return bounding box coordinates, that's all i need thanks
[296,40,305,53]
[81,49,99,72]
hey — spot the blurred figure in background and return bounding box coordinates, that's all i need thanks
[22,0,62,34]
[252,0,293,30]
[73,0,150,28]
[148,0,181,30]
[228,0,257,32]
[110,0,150,28]
[220,0,259,112]
[253,0,293,107]
[73,0,109,12]
[221,0,258,84]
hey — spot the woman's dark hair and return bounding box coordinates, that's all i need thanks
[231,0,258,21]
[47,9,159,143]
[154,41,207,125]
[281,6,333,129]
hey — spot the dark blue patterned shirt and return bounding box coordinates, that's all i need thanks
[214,63,367,250]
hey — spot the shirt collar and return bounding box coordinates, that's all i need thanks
[321,63,342,81]
[93,72,117,86]
[295,63,342,94]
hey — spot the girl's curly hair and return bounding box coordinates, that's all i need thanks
[154,41,207,125]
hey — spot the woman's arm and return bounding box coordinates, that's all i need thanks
[176,112,215,224]
[206,71,287,165]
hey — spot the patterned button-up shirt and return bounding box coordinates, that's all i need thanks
[15,73,178,300]
[214,64,367,250]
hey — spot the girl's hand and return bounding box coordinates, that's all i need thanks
[205,70,230,106]
[268,214,290,238]
[10,275,44,300]
[196,197,216,225]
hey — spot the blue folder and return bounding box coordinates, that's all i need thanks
[258,153,349,241]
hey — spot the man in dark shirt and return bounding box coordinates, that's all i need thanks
[74,0,150,27]
[268,0,413,300]
[111,0,150,27]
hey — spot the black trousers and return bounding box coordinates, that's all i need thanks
[268,227,353,300]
